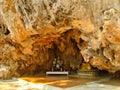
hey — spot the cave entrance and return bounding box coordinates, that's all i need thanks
[49,38,84,74]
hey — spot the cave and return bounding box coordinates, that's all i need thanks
[0,0,120,89]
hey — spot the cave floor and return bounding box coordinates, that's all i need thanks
[0,75,120,90]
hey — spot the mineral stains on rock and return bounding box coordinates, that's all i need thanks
[0,0,120,79]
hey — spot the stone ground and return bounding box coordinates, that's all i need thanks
[0,75,120,90]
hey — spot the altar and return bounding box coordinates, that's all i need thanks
[46,56,69,75]
[46,71,69,75]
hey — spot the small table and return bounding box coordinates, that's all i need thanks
[46,71,69,75]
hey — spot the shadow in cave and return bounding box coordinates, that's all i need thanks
[0,25,10,35]
[110,70,120,79]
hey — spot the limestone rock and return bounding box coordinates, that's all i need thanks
[0,0,120,78]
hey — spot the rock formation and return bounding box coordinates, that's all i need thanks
[0,0,120,79]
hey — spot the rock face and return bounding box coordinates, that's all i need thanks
[0,0,120,78]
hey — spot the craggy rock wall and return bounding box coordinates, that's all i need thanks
[0,0,120,78]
